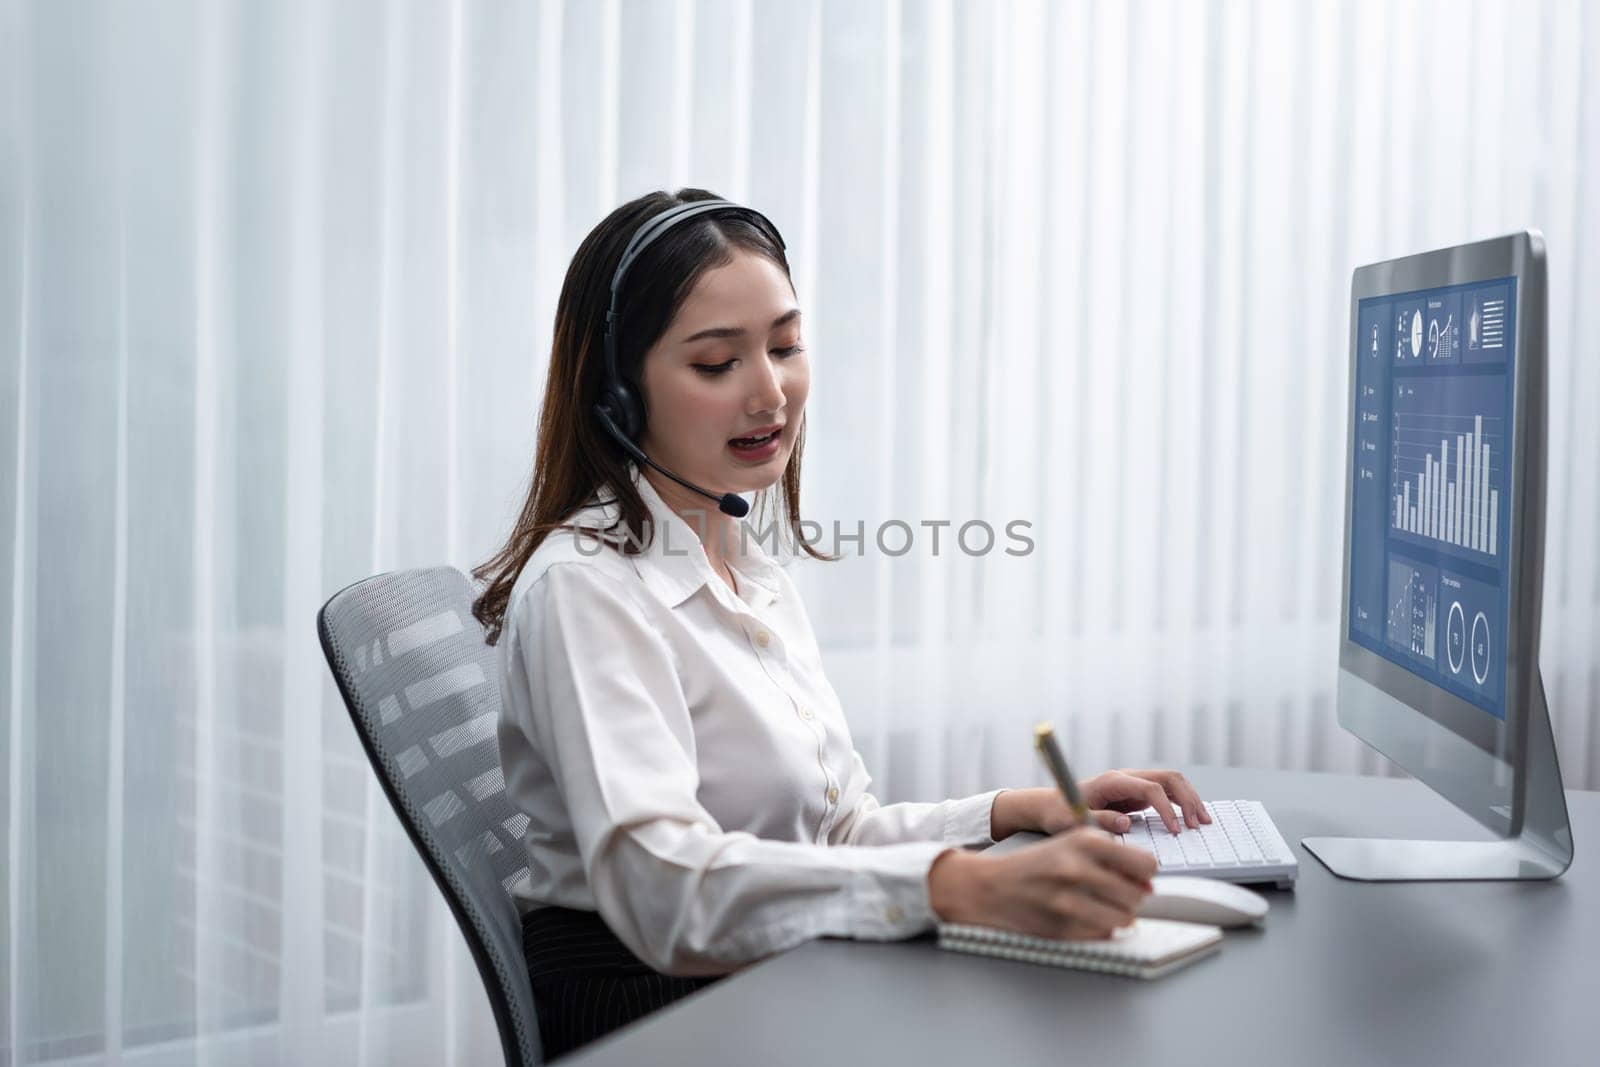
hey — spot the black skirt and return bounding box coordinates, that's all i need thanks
[521,905,721,1059]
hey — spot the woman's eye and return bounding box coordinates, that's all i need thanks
[692,345,801,375]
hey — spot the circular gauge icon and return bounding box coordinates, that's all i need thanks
[1447,601,1466,674]
[1410,310,1423,359]
[1427,317,1440,359]
[1470,611,1490,685]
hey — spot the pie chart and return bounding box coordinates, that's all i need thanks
[1410,309,1423,359]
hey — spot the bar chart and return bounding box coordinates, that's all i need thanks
[1389,376,1506,559]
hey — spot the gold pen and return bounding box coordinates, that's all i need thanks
[1033,722,1091,827]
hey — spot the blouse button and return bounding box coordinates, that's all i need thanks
[754,629,772,648]
[799,706,814,720]
[826,786,840,804]
[886,905,906,924]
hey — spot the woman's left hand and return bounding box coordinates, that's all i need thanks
[991,770,1210,839]
[1077,769,1210,834]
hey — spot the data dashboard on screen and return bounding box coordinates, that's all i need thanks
[1347,277,1517,720]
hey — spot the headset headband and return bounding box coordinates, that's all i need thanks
[602,199,787,391]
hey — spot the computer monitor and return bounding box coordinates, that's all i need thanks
[1302,231,1573,881]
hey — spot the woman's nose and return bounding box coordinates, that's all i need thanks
[747,354,786,415]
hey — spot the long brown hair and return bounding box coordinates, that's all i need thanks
[472,188,831,646]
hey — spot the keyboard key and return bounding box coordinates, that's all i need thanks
[1218,810,1262,862]
[1176,829,1212,867]
[1198,822,1239,866]
[1152,834,1184,869]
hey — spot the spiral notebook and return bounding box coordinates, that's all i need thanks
[936,919,1222,980]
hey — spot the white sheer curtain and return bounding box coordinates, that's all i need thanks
[3,0,1596,1064]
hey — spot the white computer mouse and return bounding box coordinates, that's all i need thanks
[1137,876,1269,928]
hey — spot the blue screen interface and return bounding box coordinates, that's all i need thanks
[1347,277,1516,720]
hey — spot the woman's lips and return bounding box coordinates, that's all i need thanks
[728,426,782,461]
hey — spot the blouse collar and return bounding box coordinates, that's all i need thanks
[567,463,787,611]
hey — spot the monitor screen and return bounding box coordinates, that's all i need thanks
[1346,277,1518,720]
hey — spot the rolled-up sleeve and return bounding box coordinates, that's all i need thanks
[505,562,951,976]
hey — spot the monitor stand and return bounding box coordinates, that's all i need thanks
[1302,675,1574,881]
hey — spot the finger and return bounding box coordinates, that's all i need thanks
[1051,887,1131,938]
[1090,771,1157,812]
[1090,809,1132,833]
[1167,772,1209,825]
[1130,769,1210,826]
[1067,858,1149,914]
[1173,779,1198,828]
[1061,918,1127,939]
[1072,831,1160,883]
[1148,770,1199,828]
[1050,850,1145,911]
[1139,780,1182,834]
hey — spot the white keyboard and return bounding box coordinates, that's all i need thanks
[1119,800,1298,888]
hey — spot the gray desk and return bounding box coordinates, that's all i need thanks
[564,766,1595,1065]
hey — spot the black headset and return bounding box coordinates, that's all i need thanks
[593,198,788,519]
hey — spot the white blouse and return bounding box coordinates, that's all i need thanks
[495,465,1001,976]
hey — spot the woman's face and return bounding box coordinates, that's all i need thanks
[637,249,810,500]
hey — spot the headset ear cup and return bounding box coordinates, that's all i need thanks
[616,382,643,440]
[598,383,642,441]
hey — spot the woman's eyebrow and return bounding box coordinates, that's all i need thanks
[679,308,801,344]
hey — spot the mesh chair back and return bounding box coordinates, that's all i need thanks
[317,566,541,1066]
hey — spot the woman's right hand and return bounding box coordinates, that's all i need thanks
[927,827,1157,940]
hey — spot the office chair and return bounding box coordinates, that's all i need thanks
[317,566,543,1066]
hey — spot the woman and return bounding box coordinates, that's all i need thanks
[472,188,1208,1056]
